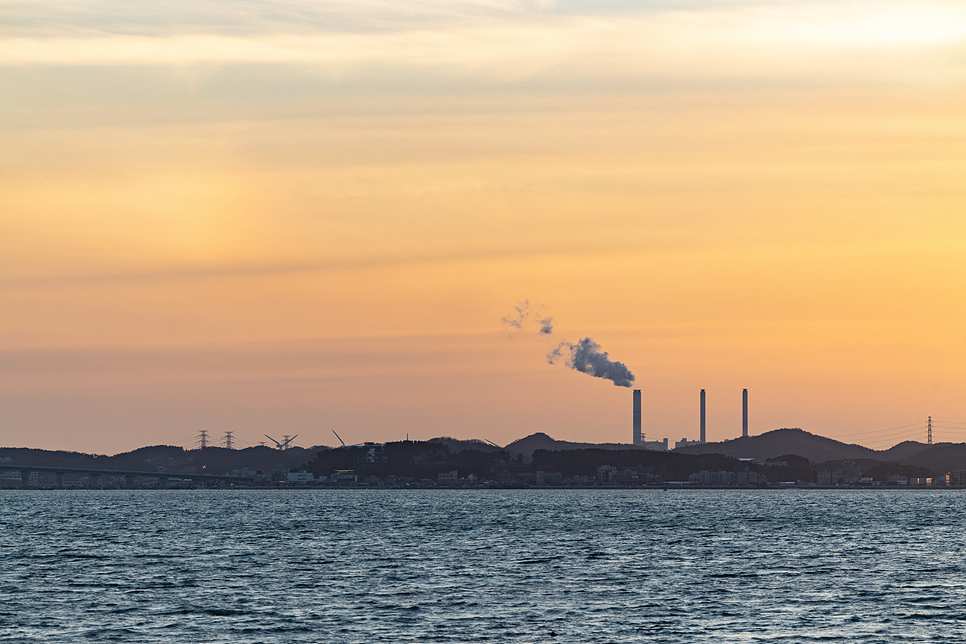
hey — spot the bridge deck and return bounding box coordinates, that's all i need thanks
[0,463,255,482]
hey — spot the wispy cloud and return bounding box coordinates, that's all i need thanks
[3,1,963,90]
[0,243,644,289]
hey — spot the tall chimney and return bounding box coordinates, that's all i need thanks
[633,389,642,446]
[700,389,706,443]
[742,388,748,438]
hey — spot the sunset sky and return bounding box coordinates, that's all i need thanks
[2,0,964,454]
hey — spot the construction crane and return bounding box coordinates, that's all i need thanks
[332,430,346,447]
[264,434,297,450]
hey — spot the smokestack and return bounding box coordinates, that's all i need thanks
[742,388,748,438]
[700,389,706,443]
[633,389,642,446]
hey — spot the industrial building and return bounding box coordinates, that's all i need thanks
[742,388,749,438]
[632,389,669,450]
[635,387,751,449]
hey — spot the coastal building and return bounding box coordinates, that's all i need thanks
[438,470,458,484]
[736,469,763,486]
[334,470,357,484]
[837,464,862,484]
[675,438,703,450]
[818,463,862,485]
[689,470,736,486]
[714,471,736,485]
[535,471,562,486]
[616,468,644,485]
[596,465,618,484]
[285,469,315,484]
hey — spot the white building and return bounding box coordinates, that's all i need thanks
[596,465,618,484]
[438,470,458,484]
[286,470,315,485]
[640,438,669,451]
[675,438,704,449]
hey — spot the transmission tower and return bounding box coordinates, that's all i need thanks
[198,430,209,449]
[223,431,234,450]
[928,416,932,445]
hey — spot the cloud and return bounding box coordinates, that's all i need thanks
[4,1,962,82]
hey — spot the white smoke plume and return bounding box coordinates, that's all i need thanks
[503,300,635,387]
[547,337,636,388]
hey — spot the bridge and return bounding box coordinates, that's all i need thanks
[0,463,257,489]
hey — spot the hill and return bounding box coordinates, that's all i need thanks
[675,429,966,477]
[428,437,502,453]
[674,428,876,463]
[877,441,930,462]
[6,430,965,481]
[504,433,649,462]
[899,443,966,476]
[0,445,325,476]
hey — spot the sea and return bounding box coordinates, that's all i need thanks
[2,489,964,642]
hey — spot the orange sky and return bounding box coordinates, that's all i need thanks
[1,0,964,454]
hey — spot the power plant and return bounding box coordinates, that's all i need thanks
[700,389,706,443]
[633,389,642,446]
[635,388,750,449]
[742,389,749,438]
[631,389,669,451]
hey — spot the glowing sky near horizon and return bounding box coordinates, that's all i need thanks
[1,0,964,454]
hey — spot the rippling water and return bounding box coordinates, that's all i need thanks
[2,490,964,642]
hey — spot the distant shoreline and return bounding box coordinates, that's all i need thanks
[4,485,965,491]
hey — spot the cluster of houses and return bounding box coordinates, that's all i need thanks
[284,465,758,487]
[813,463,966,487]
[7,452,966,488]
[287,462,966,488]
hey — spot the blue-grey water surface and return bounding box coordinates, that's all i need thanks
[2,490,965,642]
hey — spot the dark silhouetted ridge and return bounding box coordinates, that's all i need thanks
[877,441,930,462]
[504,433,647,462]
[675,429,965,476]
[674,428,877,463]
